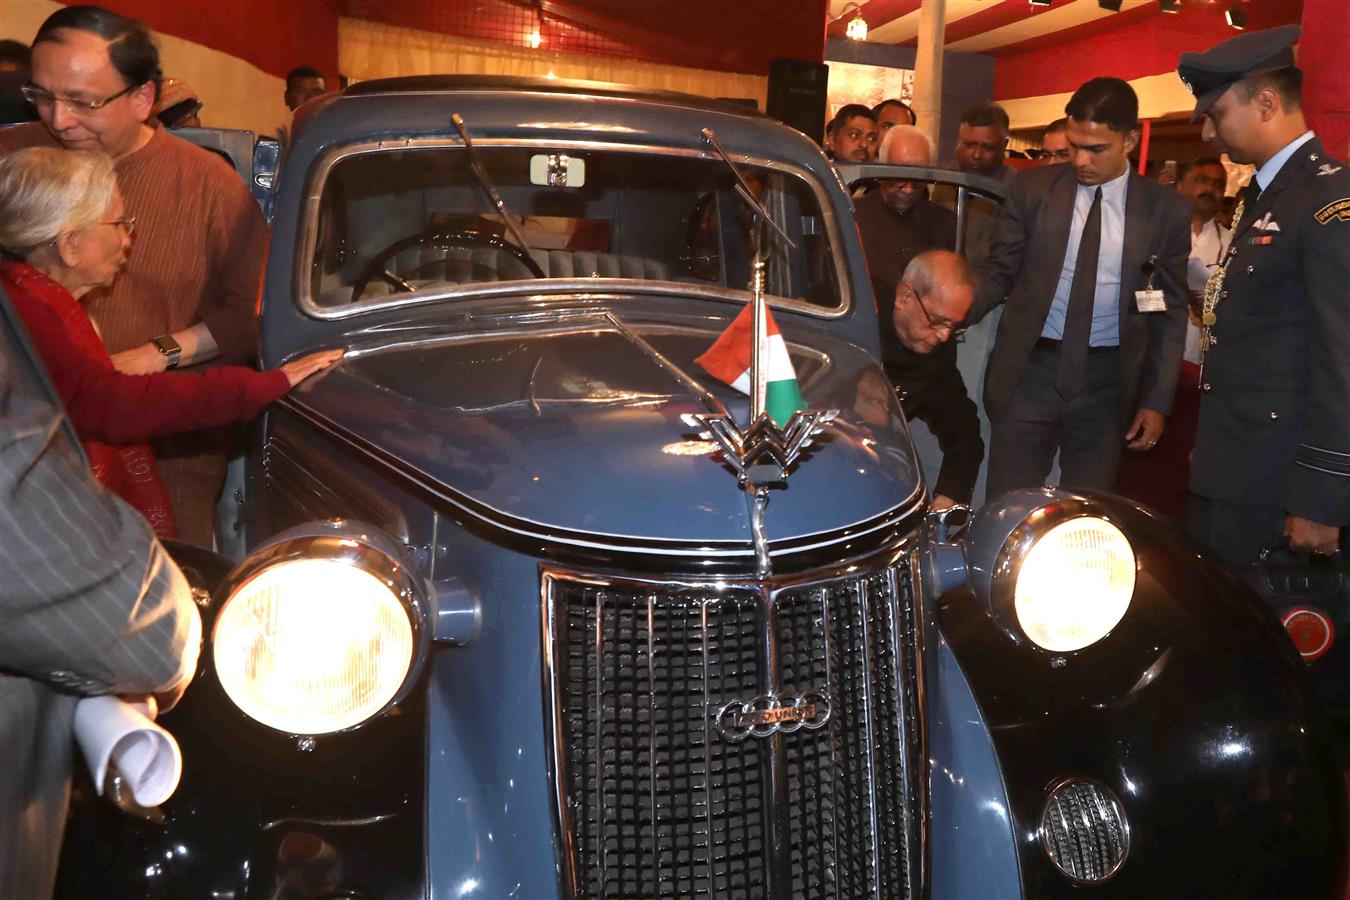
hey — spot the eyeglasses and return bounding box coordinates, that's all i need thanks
[909,285,966,339]
[97,216,136,236]
[1042,148,1071,160]
[20,82,141,115]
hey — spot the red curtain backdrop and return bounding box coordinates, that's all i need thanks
[1300,0,1350,157]
[993,0,1304,103]
[56,0,340,86]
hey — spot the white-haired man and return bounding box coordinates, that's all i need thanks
[855,124,956,311]
[854,131,981,507]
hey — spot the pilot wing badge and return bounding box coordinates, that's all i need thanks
[696,302,805,428]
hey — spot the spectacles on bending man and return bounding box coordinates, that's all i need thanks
[910,284,967,340]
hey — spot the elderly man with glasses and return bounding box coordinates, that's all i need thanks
[854,127,981,510]
[0,4,268,545]
[882,250,984,512]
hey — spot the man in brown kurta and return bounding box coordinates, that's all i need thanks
[0,6,266,544]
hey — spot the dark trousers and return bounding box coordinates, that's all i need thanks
[987,340,1123,497]
[1186,494,1285,567]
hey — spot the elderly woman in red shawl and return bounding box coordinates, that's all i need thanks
[0,146,341,537]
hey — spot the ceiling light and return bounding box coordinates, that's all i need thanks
[1098,0,1123,10]
[845,11,868,41]
[1029,0,1053,7]
[1159,0,1180,12]
[831,2,869,42]
[1226,7,1247,28]
[527,29,542,48]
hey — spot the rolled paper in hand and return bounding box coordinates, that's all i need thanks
[73,695,182,808]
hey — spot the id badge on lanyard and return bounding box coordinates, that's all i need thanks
[1135,254,1166,313]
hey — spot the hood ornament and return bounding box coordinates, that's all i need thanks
[689,134,837,574]
[694,408,836,488]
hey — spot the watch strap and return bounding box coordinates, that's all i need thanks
[152,334,182,370]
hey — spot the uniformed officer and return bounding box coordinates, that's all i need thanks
[1178,24,1349,565]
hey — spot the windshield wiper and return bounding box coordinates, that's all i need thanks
[699,127,795,251]
[451,113,534,257]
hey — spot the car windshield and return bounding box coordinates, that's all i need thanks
[307,145,844,312]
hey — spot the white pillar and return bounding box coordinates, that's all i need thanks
[913,0,946,154]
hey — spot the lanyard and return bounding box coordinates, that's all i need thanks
[1198,196,1247,381]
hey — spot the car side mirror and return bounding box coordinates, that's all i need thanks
[928,503,972,543]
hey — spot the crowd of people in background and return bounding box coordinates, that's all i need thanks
[828,24,1345,576]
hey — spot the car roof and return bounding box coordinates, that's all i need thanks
[338,75,773,121]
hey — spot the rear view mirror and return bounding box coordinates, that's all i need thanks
[530,153,585,187]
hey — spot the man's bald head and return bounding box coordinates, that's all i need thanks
[878,124,936,215]
[878,124,935,166]
[893,250,974,354]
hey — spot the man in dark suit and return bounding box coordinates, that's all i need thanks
[972,77,1190,497]
[1178,25,1348,563]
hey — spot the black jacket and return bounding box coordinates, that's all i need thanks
[878,306,983,503]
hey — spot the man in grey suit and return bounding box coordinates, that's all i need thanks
[0,290,200,898]
[972,77,1191,497]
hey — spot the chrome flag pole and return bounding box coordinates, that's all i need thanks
[749,232,768,424]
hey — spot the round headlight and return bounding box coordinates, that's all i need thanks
[1013,517,1135,652]
[214,545,419,735]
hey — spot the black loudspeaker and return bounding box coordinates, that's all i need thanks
[766,58,829,144]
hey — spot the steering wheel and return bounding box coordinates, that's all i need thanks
[349,226,545,301]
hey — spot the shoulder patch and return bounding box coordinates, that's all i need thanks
[1314,198,1350,225]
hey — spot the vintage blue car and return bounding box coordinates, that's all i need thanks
[61,77,1344,899]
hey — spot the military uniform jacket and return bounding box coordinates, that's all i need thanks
[1190,136,1350,526]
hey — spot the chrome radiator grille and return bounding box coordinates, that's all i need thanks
[544,560,922,899]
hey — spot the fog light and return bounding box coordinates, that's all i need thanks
[1041,779,1129,883]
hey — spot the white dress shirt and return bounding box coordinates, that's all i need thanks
[1041,165,1130,347]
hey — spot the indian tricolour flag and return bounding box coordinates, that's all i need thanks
[695,303,805,427]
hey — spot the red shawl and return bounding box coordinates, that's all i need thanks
[2,261,177,536]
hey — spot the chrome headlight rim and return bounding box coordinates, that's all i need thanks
[990,498,1135,653]
[211,519,433,737]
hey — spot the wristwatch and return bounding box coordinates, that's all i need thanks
[152,334,182,370]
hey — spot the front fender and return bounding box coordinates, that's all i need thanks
[56,540,428,900]
[942,489,1347,898]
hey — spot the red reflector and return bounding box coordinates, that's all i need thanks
[1281,607,1334,661]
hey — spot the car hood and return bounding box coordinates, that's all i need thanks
[288,314,922,550]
